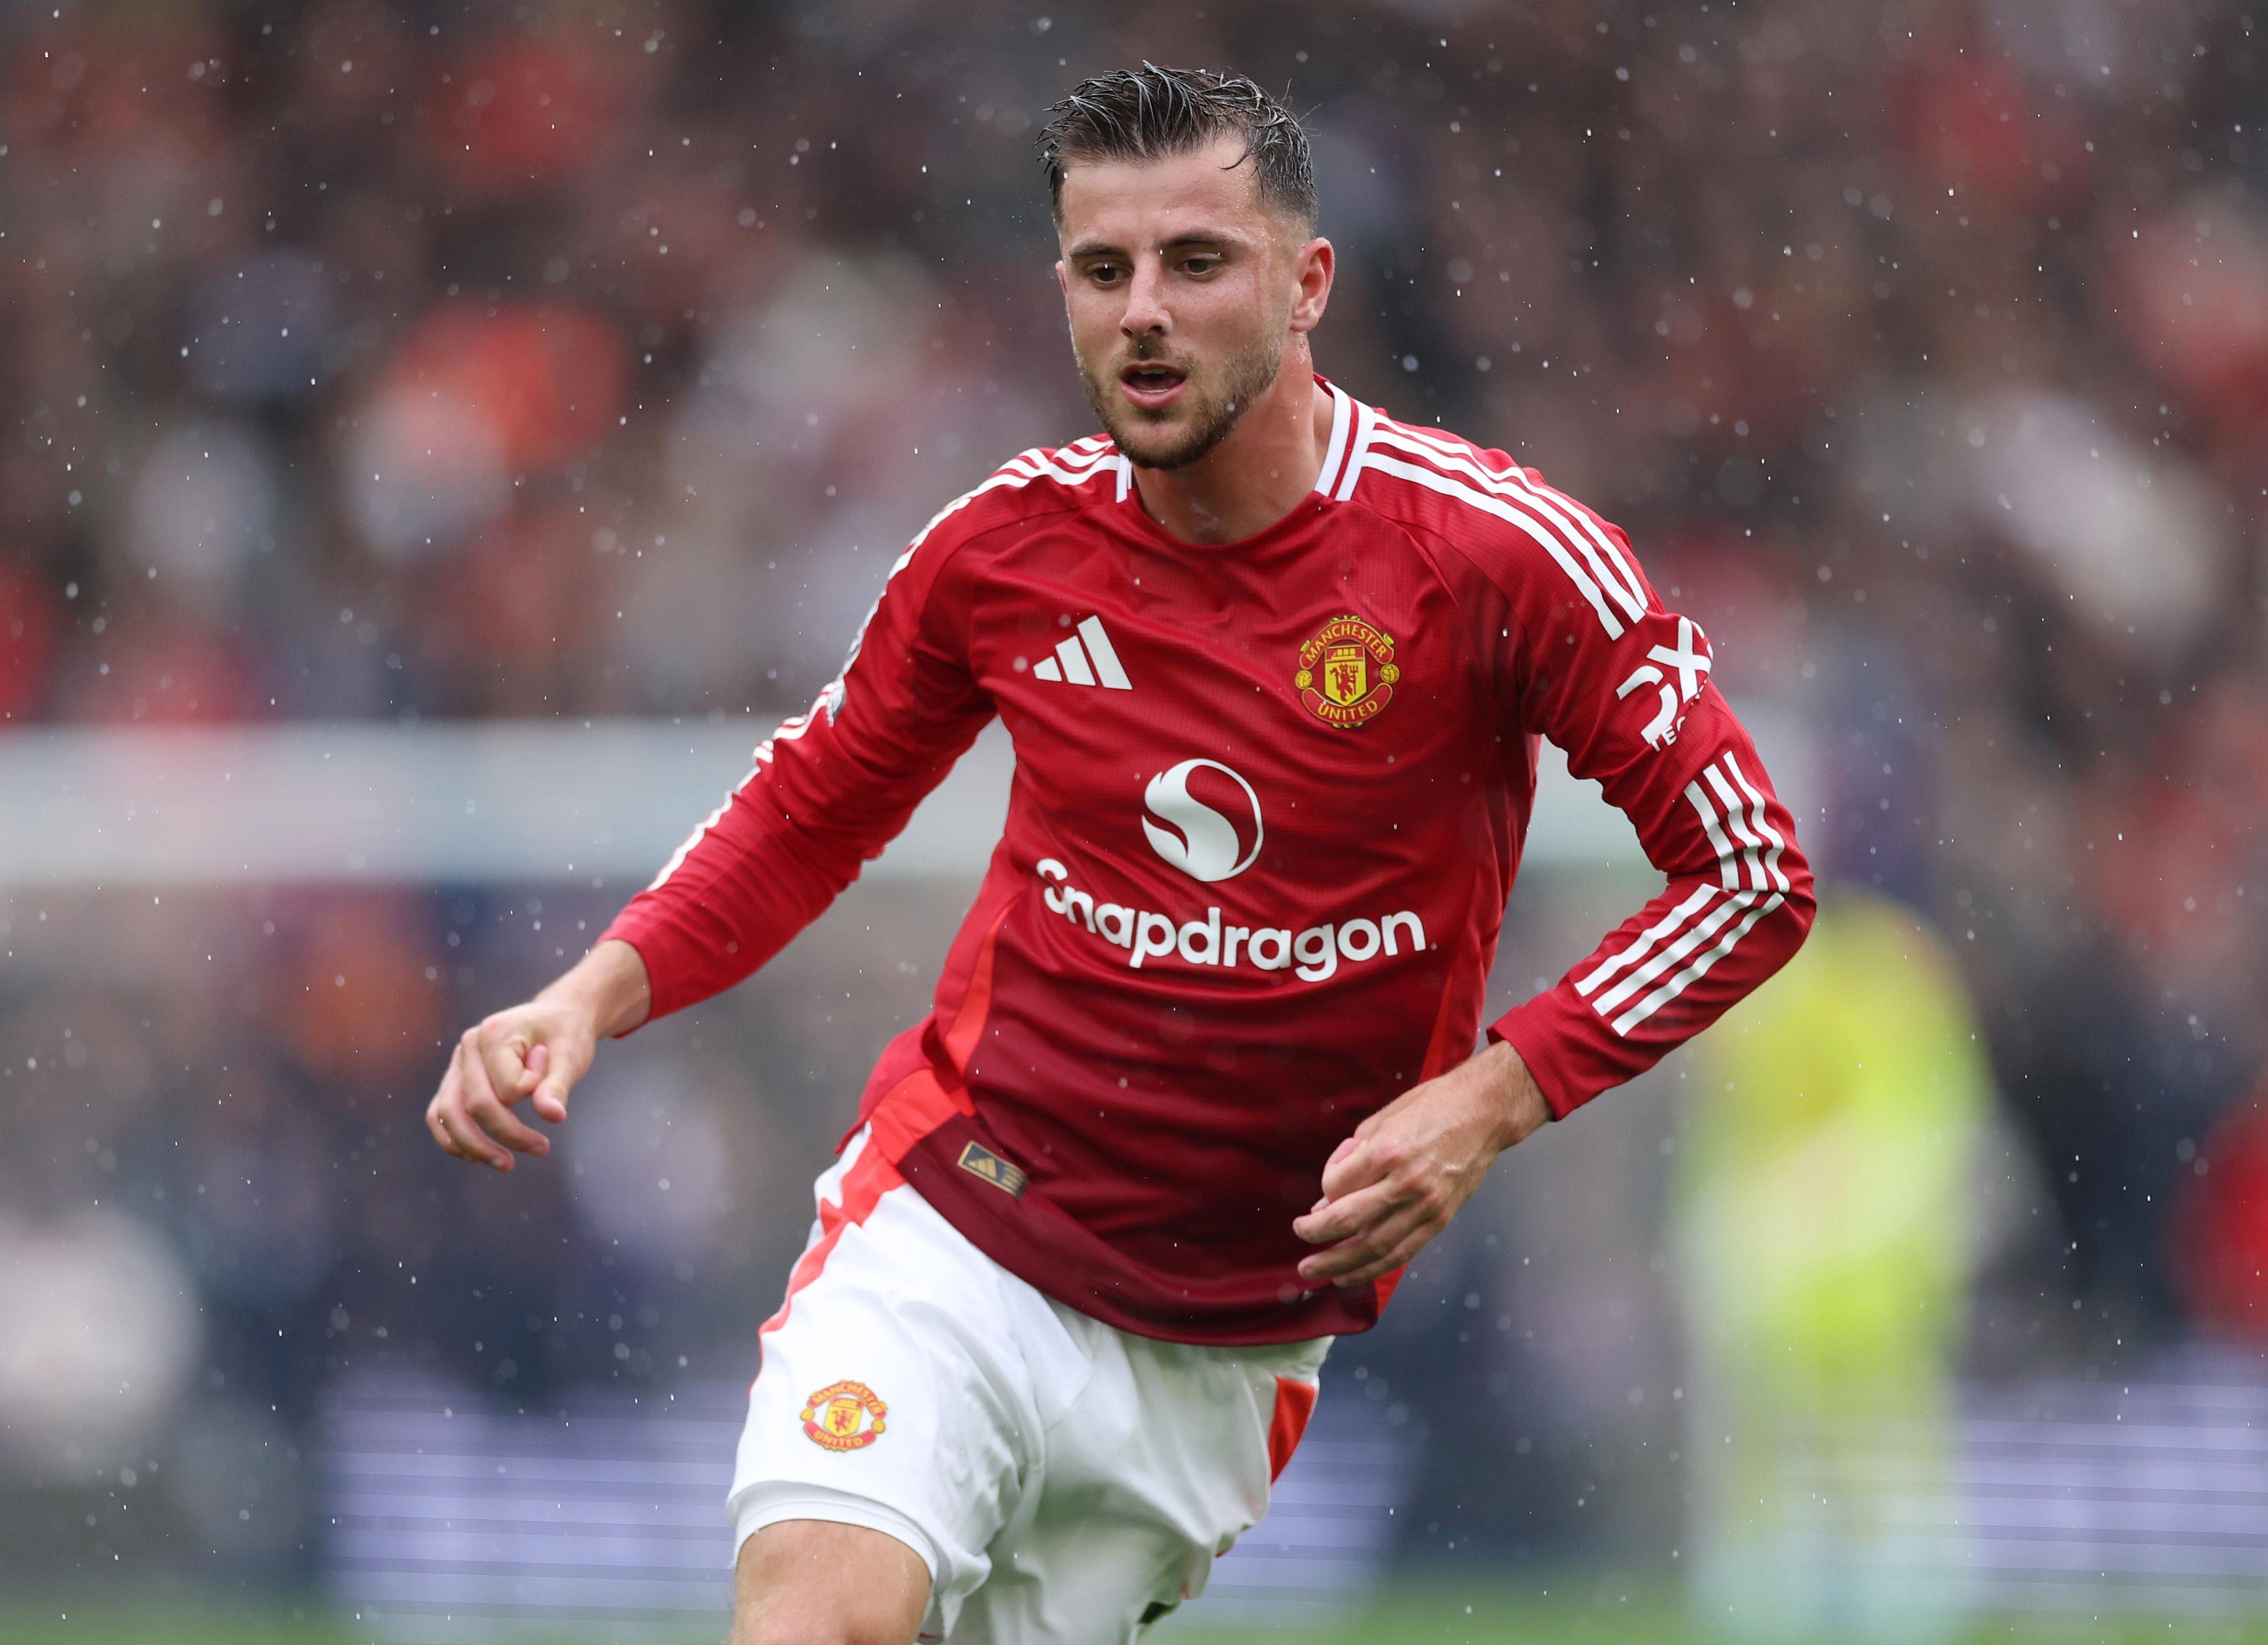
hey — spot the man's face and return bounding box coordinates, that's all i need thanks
[1055,137,1310,470]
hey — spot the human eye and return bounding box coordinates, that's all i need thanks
[1084,259,1125,285]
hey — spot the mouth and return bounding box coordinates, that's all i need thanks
[1118,360,1189,412]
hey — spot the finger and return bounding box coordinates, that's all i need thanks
[431,1053,471,1157]
[1317,1129,1398,1203]
[436,1096,512,1170]
[528,1037,592,1125]
[426,1055,475,1160]
[1297,1220,1400,1283]
[473,1021,540,1107]
[1323,1229,1431,1288]
[465,1083,551,1157]
[425,1095,467,1160]
[1296,1182,1439,1273]
[1292,1176,1403,1246]
[442,1042,517,1170]
[521,1043,560,1122]
[1300,1208,1437,1286]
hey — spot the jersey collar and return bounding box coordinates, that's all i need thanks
[1107,374,1375,534]
[1311,378,1353,498]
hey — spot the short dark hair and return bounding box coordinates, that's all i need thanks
[1037,64,1316,234]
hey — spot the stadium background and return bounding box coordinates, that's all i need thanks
[2,0,2267,1637]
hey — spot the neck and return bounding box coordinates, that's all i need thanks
[1129,346,1336,545]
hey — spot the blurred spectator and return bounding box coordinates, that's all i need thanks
[2173,1080,2268,1342]
[0,559,56,723]
[1676,890,1994,1640]
[0,1210,202,1477]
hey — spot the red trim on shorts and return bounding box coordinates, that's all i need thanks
[1266,1377,1319,1483]
[757,1140,904,1347]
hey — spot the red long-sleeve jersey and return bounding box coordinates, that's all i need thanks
[601,381,1813,1345]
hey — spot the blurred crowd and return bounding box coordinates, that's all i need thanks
[4,0,2268,1585]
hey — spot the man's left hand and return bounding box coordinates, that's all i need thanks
[1292,1039,1552,1288]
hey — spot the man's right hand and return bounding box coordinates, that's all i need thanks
[425,938,652,1172]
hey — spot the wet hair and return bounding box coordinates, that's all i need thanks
[1037,63,1316,235]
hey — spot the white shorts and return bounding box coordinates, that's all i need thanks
[728,1126,1332,1643]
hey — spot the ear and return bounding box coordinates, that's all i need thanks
[1056,259,1070,303]
[1288,237,1334,336]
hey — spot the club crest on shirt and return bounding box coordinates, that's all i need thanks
[801,1380,888,1452]
[1294,615,1400,729]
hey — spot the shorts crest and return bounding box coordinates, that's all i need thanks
[801,1379,888,1452]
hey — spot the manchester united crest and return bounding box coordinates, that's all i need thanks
[1294,615,1401,729]
[800,1379,888,1453]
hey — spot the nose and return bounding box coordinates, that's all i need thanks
[1119,257,1171,341]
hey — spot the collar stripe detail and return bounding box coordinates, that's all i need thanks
[1332,403,1378,502]
[1363,428,1648,637]
[1364,449,1632,637]
[903,444,1117,558]
[1313,384,1354,496]
[1379,423,1650,623]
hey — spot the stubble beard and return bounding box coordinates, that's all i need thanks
[1078,331,1288,472]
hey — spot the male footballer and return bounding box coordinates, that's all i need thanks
[427,65,1813,1645]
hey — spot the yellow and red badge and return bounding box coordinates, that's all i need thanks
[1294,614,1400,729]
[800,1379,888,1452]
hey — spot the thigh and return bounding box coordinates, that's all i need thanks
[951,1324,1332,1645]
[731,1519,929,1645]
[728,1132,1052,1640]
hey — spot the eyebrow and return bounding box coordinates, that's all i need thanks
[1064,228,1248,260]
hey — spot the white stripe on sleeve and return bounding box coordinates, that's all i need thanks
[1683,774,1743,891]
[1610,892,1786,1035]
[1722,752,1790,892]
[1702,762,1768,891]
[1576,882,1719,997]
[1589,889,1761,1016]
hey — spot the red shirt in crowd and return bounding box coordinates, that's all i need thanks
[601,381,1815,1345]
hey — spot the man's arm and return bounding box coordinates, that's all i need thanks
[1294,467,1813,1283]
[597,543,993,1026]
[425,477,1000,1171]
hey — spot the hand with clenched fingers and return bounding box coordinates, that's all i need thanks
[425,939,652,1172]
[1291,1038,1552,1288]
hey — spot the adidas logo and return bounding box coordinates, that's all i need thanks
[1031,616,1132,689]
